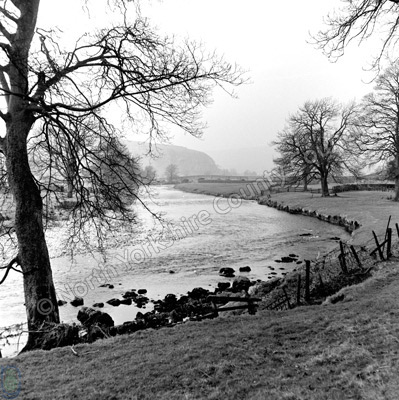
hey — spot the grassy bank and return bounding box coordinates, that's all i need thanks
[266,191,397,245]
[2,188,399,399]
[2,260,399,399]
[175,182,260,199]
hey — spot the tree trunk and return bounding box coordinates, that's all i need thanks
[394,155,399,202]
[303,175,308,191]
[320,174,330,197]
[5,115,60,352]
[67,181,73,198]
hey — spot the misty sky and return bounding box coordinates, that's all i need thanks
[38,0,382,172]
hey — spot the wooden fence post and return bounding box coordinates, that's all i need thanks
[372,231,385,261]
[282,287,291,309]
[350,245,362,268]
[339,241,348,274]
[382,215,391,253]
[296,274,301,306]
[387,228,392,259]
[305,260,310,303]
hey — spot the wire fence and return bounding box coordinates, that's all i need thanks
[263,217,398,311]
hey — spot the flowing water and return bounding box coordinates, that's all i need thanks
[0,186,350,356]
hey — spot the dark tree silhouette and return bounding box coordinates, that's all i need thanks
[0,0,244,351]
[355,63,399,201]
[274,99,358,197]
[314,0,399,69]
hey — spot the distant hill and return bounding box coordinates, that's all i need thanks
[208,146,276,175]
[124,140,220,177]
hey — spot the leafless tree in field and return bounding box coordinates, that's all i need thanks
[274,99,358,197]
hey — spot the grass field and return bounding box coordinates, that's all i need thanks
[175,181,263,199]
[2,260,399,399]
[1,185,399,399]
[267,190,398,245]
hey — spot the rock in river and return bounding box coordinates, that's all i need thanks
[106,298,121,307]
[219,267,235,277]
[70,297,84,307]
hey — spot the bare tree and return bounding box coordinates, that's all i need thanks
[142,165,157,184]
[273,129,316,191]
[314,0,399,69]
[355,62,399,200]
[165,163,179,183]
[274,99,358,197]
[0,1,244,351]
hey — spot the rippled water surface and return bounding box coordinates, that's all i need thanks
[0,186,350,356]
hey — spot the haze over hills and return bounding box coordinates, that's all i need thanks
[124,140,274,177]
[124,140,221,177]
[208,146,276,176]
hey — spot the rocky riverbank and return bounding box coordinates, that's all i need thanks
[28,272,262,351]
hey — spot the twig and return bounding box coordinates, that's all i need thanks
[70,345,79,357]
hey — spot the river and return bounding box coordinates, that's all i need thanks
[0,186,350,356]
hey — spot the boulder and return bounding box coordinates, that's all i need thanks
[188,287,210,300]
[217,282,231,291]
[219,267,235,277]
[138,289,147,295]
[70,297,84,307]
[133,295,149,308]
[92,302,104,308]
[120,298,132,306]
[77,307,114,328]
[239,266,251,272]
[106,298,121,307]
[57,300,67,306]
[232,276,252,293]
[99,283,114,288]
[280,256,297,263]
[164,294,177,305]
[122,290,137,299]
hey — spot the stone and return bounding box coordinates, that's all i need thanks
[188,287,210,300]
[57,300,67,306]
[280,256,296,263]
[70,297,84,307]
[164,294,177,304]
[134,295,149,308]
[106,298,121,307]
[93,302,104,308]
[122,290,137,299]
[232,276,251,293]
[239,266,251,272]
[219,267,235,277]
[217,282,231,291]
[77,307,114,328]
[138,289,147,295]
[120,298,132,305]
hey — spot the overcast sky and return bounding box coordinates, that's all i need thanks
[39,0,381,171]
[138,1,377,152]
